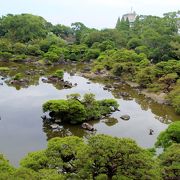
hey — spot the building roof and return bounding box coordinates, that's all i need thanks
[122,12,137,23]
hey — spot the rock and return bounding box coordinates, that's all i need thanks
[0,82,3,85]
[120,115,130,120]
[49,111,56,118]
[54,119,62,123]
[41,115,51,122]
[42,78,48,83]
[39,70,45,75]
[103,84,114,91]
[10,79,29,85]
[137,90,142,95]
[70,120,78,125]
[74,83,78,86]
[25,71,33,75]
[64,81,73,88]
[83,67,91,72]
[86,81,91,84]
[119,92,130,97]
[126,81,139,88]
[11,67,18,70]
[48,76,60,82]
[113,77,120,80]
[41,115,46,120]
[113,82,120,88]
[70,71,75,76]
[149,129,154,135]
[105,84,112,89]
[110,106,118,112]
[50,124,61,129]
[82,123,95,131]
[127,97,133,101]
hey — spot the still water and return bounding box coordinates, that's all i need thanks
[0,62,179,166]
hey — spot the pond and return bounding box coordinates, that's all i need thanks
[0,62,179,166]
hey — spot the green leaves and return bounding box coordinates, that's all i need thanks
[19,135,161,179]
[20,150,48,171]
[43,100,69,113]
[1,14,48,42]
[0,154,15,174]
[158,144,180,179]
[2,124,180,179]
[155,121,180,149]
[53,70,64,79]
[42,93,119,124]
[168,87,180,114]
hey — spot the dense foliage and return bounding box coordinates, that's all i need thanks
[43,93,119,123]
[0,121,180,179]
[52,69,64,79]
[158,144,180,180]
[0,135,161,179]
[0,10,179,180]
[155,121,180,179]
[155,121,180,149]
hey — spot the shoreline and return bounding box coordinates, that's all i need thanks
[82,71,170,106]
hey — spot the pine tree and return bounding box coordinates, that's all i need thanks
[116,16,130,31]
[115,17,121,29]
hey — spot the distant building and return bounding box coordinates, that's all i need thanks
[122,11,137,27]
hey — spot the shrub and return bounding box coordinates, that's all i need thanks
[136,66,156,88]
[168,87,180,114]
[68,53,77,61]
[20,150,48,171]
[92,64,104,73]
[10,54,27,62]
[0,154,15,175]
[159,73,178,91]
[82,135,161,179]
[42,93,119,123]
[20,135,161,179]
[0,52,12,60]
[53,69,64,79]
[0,39,12,52]
[127,38,142,49]
[158,144,180,180]
[13,73,23,81]
[171,95,180,114]
[155,121,180,149]
[43,99,86,123]
[85,48,100,60]
[44,51,59,62]
[26,44,43,56]
[13,42,27,54]
[0,67,10,71]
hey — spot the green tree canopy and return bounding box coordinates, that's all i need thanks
[155,121,180,149]
[0,14,50,42]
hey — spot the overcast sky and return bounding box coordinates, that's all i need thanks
[0,0,179,29]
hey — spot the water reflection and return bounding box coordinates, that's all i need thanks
[101,117,119,127]
[90,76,180,122]
[0,62,179,166]
[43,121,97,141]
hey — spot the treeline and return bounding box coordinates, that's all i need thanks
[0,12,179,113]
[0,12,179,63]
[0,121,179,179]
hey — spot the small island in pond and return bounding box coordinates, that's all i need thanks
[42,93,119,126]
